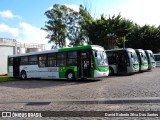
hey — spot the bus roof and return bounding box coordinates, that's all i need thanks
[145,50,153,54]
[105,48,135,52]
[8,45,104,57]
[58,45,104,52]
[154,53,160,55]
[135,49,145,53]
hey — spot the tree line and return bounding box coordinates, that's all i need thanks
[42,4,160,53]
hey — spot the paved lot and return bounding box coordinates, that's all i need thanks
[0,68,160,119]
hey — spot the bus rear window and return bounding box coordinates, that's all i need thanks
[8,57,13,66]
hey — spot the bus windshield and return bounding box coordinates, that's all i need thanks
[95,51,108,67]
[140,52,147,62]
[129,52,138,63]
[149,53,155,62]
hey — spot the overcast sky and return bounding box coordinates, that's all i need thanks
[0,0,160,50]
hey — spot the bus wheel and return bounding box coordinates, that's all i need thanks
[21,71,27,80]
[109,68,114,76]
[66,71,75,80]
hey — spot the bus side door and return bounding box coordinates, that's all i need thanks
[78,50,91,78]
[116,52,127,73]
[13,57,21,77]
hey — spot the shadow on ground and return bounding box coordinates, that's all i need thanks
[0,78,101,89]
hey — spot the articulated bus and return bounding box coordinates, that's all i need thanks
[106,48,139,75]
[8,45,109,80]
[135,49,148,71]
[154,53,160,67]
[144,50,156,70]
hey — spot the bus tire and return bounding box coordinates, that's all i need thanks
[109,67,114,76]
[21,71,27,80]
[66,70,75,80]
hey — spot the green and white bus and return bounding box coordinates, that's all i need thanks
[8,45,109,80]
[135,49,148,71]
[106,48,139,75]
[144,50,156,70]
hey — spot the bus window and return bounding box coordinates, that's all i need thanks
[155,55,160,61]
[67,52,77,66]
[107,53,116,64]
[21,56,28,65]
[57,53,66,66]
[95,51,108,67]
[38,55,47,67]
[29,56,38,65]
[154,54,160,67]
[48,54,56,67]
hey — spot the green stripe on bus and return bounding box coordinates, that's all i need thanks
[97,66,109,72]
[143,63,148,67]
[59,66,77,79]
[133,65,139,69]
[58,45,92,52]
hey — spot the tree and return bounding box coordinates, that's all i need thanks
[126,25,160,53]
[78,5,93,44]
[82,14,134,49]
[67,7,85,46]
[106,14,134,48]
[86,15,116,49]
[42,4,73,48]
[42,4,91,48]
[42,4,160,52]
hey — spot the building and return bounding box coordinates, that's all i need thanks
[0,38,45,75]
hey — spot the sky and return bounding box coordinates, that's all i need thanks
[0,0,160,50]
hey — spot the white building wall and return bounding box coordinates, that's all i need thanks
[0,38,45,75]
[0,46,14,75]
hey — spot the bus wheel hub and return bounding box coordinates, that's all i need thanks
[68,73,73,79]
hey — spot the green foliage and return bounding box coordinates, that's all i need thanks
[42,4,160,52]
[126,25,160,53]
[42,4,71,48]
[67,7,85,46]
[42,4,91,48]
[83,14,134,49]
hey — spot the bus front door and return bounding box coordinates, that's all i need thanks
[116,53,127,74]
[13,58,20,77]
[79,51,91,78]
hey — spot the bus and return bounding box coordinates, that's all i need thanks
[106,48,139,75]
[154,53,160,67]
[135,49,148,71]
[144,50,156,70]
[8,45,109,80]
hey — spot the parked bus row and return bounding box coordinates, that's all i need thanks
[106,48,156,75]
[7,45,157,80]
